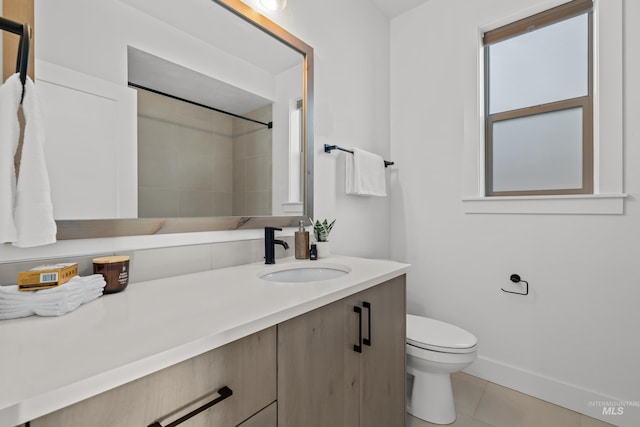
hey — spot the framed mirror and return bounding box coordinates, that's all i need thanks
[38,0,313,239]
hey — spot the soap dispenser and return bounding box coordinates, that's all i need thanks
[295,220,310,259]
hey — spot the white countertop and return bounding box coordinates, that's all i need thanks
[0,255,409,426]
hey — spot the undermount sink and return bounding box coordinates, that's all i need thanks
[259,263,351,283]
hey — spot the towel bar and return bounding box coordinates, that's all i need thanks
[324,144,394,167]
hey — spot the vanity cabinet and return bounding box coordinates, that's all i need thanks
[30,327,276,427]
[20,273,407,427]
[277,275,406,427]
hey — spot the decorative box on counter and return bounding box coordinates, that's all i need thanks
[17,263,78,291]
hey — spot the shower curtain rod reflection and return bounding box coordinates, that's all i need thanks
[128,82,273,128]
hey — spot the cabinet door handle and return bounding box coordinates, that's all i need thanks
[148,385,233,427]
[353,305,362,353]
[363,301,371,347]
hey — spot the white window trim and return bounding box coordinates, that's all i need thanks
[462,0,626,214]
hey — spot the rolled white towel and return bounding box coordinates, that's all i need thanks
[0,284,34,305]
[34,275,106,316]
[0,285,38,319]
[82,288,105,305]
[0,307,36,320]
[35,295,84,317]
[0,274,106,320]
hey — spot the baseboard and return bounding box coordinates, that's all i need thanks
[464,356,639,427]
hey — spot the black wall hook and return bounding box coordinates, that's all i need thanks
[501,274,529,296]
[0,18,31,102]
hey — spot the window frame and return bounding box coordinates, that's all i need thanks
[483,0,594,197]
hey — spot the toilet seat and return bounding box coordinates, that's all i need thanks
[407,314,478,354]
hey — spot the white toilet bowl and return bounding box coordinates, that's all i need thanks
[406,314,478,424]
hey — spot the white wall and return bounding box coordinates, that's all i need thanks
[258,0,391,258]
[390,0,640,425]
[0,0,390,261]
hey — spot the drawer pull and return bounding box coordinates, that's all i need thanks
[363,301,371,346]
[148,386,233,427]
[354,306,362,353]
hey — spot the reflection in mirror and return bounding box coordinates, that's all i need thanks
[44,0,314,239]
[128,48,283,218]
[135,86,274,218]
[122,0,304,219]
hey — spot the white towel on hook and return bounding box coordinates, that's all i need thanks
[13,76,57,248]
[0,73,22,243]
[346,148,387,197]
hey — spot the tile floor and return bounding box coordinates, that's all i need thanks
[407,372,617,427]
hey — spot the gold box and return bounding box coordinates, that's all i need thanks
[17,263,78,291]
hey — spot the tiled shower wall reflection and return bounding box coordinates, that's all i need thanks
[136,88,272,217]
[232,106,272,216]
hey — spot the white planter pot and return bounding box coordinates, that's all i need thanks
[315,241,330,258]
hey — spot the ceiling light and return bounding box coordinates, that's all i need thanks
[259,0,287,11]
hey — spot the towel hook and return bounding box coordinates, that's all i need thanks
[0,18,31,100]
[18,23,32,103]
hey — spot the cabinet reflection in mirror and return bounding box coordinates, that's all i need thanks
[39,0,314,239]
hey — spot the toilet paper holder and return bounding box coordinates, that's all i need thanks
[501,274,529,296]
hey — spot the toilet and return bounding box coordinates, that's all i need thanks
[406,314,478,424]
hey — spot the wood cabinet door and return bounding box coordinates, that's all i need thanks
[278,275,407,427]
[358,275,406,427]
[277,295,360,427]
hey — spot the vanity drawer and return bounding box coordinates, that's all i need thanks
[31,326,276,427]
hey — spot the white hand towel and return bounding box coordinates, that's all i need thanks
[0,74,22,243]
[346,148,387,197]
[346,152,355,195]
[13,76,57,247]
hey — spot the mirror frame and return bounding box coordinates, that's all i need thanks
[55,0,314,239]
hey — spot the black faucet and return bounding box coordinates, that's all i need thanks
[265,227,289,264]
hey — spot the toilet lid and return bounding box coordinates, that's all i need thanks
[407,314,478,353]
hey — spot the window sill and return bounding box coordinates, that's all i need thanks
[463,194,627,215]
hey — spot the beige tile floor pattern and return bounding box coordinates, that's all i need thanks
[407,372,617,427]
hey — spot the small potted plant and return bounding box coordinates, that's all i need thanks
[310,218,335,258]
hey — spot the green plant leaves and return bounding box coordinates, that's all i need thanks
[309,218,336,242]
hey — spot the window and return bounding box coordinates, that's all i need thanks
[483,0,593,196]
